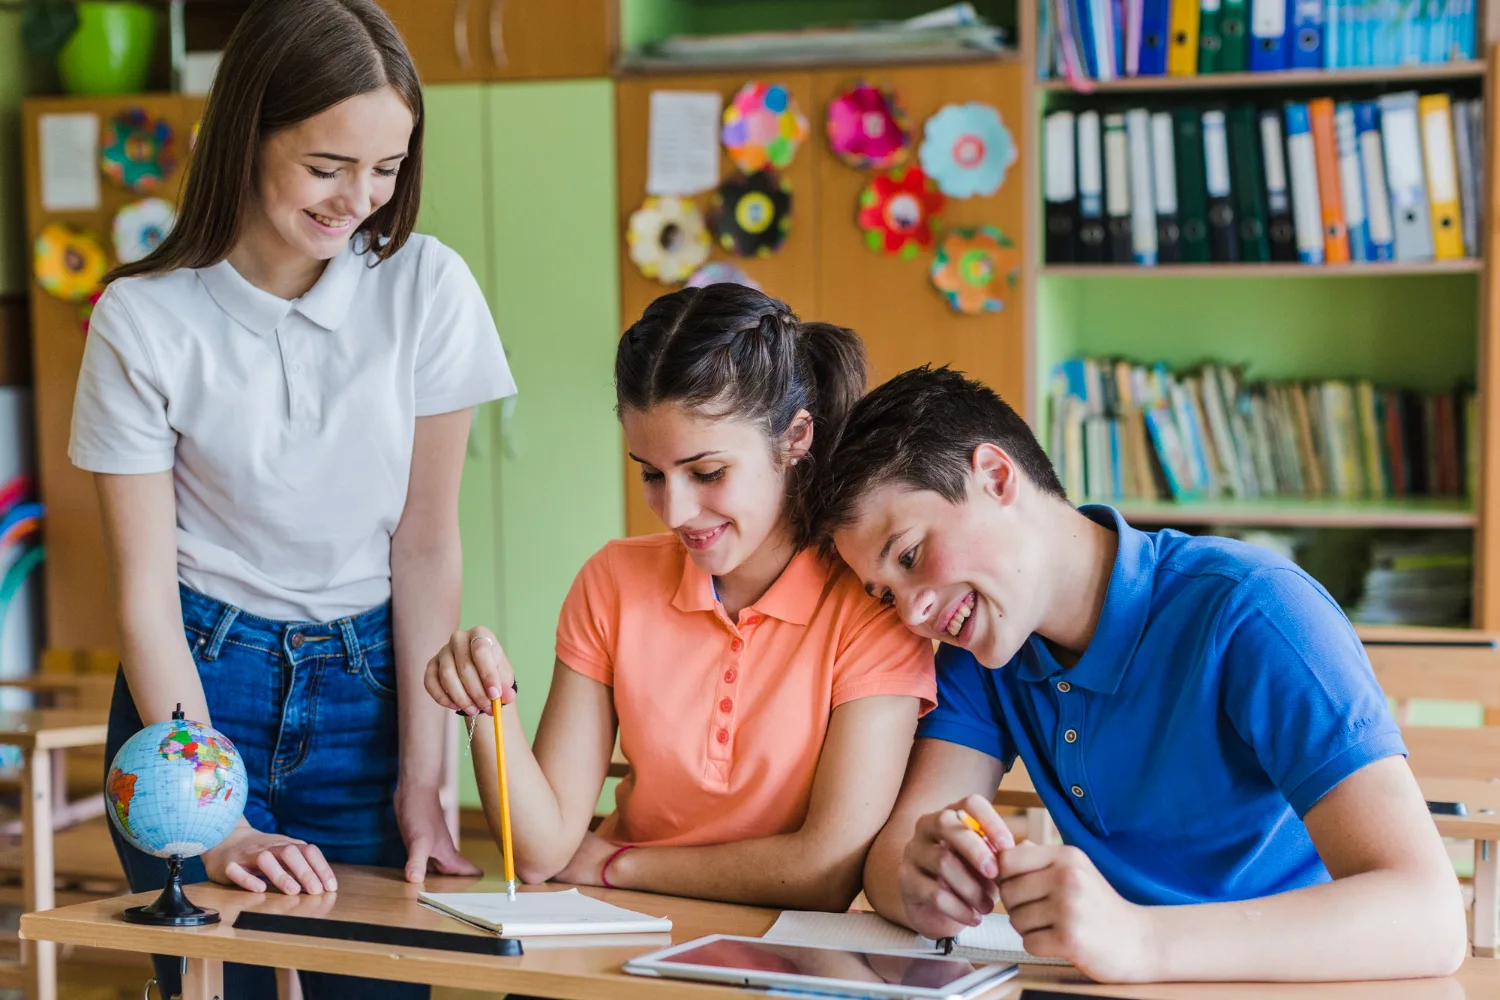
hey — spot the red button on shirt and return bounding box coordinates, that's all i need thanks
[724,668,737,683]
[730,638,744,652]
[720,697,733,714]
[716,728,729,744]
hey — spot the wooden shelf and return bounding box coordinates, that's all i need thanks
[1041,260,1483,278]
[615,48,1020,76]
[1112,498,1477,528]
[1037,61,1486,93]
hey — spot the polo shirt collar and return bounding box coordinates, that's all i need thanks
[671,545,822,625]
[196,241,363,337]
[1013,504,1155,694]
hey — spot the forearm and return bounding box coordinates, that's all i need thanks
[467,706,583,882]
[606,828,867,911]
[116,589,212,726]
[862,820,915,926]
[391,538,462,792]
[1149,868,1466,982]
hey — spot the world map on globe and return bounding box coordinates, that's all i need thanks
[106,718,249,860]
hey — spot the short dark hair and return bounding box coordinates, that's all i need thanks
[616,284,867,550]
[108,0,423,282]
[814,366,1066,537]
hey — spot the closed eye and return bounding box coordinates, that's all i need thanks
[640,467,664,483]
[306,165,337,179]
[899,546,918,570]
[694,468,726,484]
[375,166,399,177]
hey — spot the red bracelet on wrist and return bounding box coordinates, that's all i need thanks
[600,845,634,889]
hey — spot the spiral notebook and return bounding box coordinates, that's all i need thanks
[418,888,672,938]
[762,910,1071,967]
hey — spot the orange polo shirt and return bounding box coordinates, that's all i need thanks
[555,534,935,848]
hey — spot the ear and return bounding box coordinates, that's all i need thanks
[781,408,814,466]
[970,442,1021,505]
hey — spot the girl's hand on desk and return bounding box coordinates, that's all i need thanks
[424,626,517,716]
[203,823,338,895]
[899,794,1014,940]
[397,782,482,882]
[553,831,616,888]
[997,841,1157,982]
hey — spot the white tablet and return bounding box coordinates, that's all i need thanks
[623,934,1019,1000]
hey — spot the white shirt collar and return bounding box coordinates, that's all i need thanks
[195,240,364,336]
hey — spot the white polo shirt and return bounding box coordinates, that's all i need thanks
[70,234,516,623]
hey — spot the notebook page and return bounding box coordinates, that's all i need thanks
[762,911,937,952]
[419,888,673,938]
[957,914,1072,967]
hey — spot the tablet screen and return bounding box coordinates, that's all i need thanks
[656,937,985,989]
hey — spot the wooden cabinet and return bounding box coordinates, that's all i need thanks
[421,82,623,770]
[615,61,1030,536]
[379,0,613,83]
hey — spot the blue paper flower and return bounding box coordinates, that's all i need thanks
[919,103,1017,199]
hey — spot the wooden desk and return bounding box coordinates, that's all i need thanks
[20,864,1500,1000]
[0,709,108,1000]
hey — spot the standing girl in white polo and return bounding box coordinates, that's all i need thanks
[68,1,514,997]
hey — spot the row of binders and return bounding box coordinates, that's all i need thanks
[1044,92,1482,265]
[1037,0,1477,81]
[1048,357,1476,503]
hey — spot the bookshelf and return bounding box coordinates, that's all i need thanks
[1019,0,1499,627]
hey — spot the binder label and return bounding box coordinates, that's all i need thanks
[1202,111,1231,197]
[1422,110,1458,203]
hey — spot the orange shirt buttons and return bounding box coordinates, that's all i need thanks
[716,728,729,744]
[724,668,737,683]
[730,638,744,652]
[719,697,733,714]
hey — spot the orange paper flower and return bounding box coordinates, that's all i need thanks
[930,227,1020,315]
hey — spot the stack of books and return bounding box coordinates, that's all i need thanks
[1047,357,1476,504]
[1044,92,1483,265]
[1038,0,1476,81]
[1348,533,1472,625]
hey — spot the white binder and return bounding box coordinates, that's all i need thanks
[1377,91,1435,262]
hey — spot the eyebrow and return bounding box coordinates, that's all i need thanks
[863,530,905,597]
[307,152,408,163]
[627,450,725,467]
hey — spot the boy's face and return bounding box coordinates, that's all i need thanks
[832,457,1042,669]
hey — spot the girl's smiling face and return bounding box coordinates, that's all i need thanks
[623,402,809,579]
[252,86,414,262]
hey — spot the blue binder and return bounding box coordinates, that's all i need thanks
[1354,101,1395,261]
[1249,0,1289,69]
[1291,0,1323,67]
[1140,0,1171,73]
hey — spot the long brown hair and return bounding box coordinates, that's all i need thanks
[108,0,424,282]
[615,285,868,550]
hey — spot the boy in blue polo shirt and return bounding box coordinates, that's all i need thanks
[815,367,1465,983]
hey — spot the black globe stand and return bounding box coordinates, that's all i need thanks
[122,854,219,926]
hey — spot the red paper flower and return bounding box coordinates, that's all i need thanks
[857,167,945,259]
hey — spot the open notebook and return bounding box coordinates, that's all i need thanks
[763,910,1071,967]
[418,888,673,938]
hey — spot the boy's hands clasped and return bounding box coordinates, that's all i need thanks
[901,795,1159,982]
[425,626,518,715]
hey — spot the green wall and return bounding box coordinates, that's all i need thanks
[0,9,30,295]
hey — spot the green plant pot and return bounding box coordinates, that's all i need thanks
[56,2,158,96]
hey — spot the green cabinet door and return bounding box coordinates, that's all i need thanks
[487,79,624,742]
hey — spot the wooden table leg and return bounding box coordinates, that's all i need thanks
[182,958,224,1000]
[21,747,57,1000]
[1473,838,1499,958]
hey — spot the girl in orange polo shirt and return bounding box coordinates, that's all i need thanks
[425,284,934,909]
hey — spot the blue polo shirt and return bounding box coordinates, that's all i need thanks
[918,505,1406,906]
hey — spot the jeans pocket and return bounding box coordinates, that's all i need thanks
[358,643,398,702]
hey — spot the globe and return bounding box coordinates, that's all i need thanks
[107,712,248,860]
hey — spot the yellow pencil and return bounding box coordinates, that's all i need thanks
[492,697,518,900]
[957,809,1000,854]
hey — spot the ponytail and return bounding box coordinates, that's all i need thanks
[615,285,868,549]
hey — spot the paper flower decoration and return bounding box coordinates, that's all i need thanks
[628,196,711,285]
[919,102,1017,199]
[826,83,910,170]
[930,227,1021,315]
[101,108,176,193]
[711,171,793,258]
[79,288,104,336]
[722,82,808,174]
[34,224,108,302]
[113,197,176,264]
[857,166,945,259]
[686,262,762,292]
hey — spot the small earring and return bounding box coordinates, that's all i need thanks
[790,459,799,466]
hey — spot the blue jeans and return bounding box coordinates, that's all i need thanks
[105,585,428,1000]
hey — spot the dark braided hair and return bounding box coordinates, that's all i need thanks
[615,284,867,550]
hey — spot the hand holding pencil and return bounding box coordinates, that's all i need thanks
[897,794,1015,943]
[424,626,519,716]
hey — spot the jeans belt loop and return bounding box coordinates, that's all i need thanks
[337,617,364,674]
[203,600,240,662]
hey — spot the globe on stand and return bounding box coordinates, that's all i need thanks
[105,704,249,926]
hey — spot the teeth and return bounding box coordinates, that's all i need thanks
[946,598,974,637]
[308,210,351,228]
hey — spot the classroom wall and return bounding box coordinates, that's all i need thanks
[0,9,30,296]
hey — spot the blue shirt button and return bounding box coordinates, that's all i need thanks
[1056,680,1071,693]
[1071,784,1085,798]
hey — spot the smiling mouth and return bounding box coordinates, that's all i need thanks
[679,523,728,550]
[304,209,352,230]
[941,591,977,638]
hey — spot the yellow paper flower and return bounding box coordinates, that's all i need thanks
[34,224,108,302]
